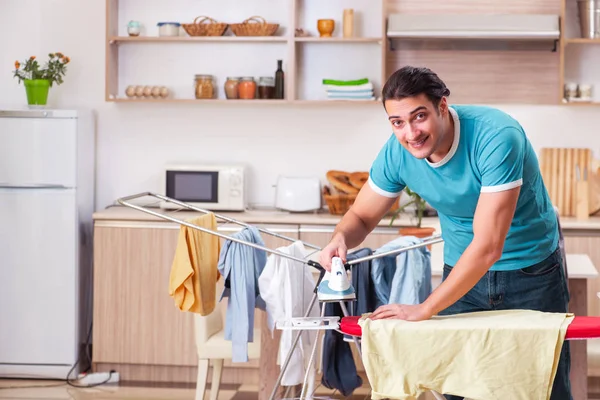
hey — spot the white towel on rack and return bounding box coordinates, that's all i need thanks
[258,240,320,388]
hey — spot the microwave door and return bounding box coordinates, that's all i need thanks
[166,170,218,204]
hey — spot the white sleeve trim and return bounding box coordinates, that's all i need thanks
[367,176,402,198]
[481,178,523,193]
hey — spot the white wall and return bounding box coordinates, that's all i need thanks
[2,0,600,211]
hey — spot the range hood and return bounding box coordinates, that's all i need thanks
[387,14,560,40]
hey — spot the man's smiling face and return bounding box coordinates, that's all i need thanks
[384,93,450,163]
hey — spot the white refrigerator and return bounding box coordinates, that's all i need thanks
[0,108,95,380]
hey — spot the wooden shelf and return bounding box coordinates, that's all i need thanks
[294,37,382,43]
[109,98,290,103]
[108,98,380,105]
[106,0,564,105]
[109,35,289,43]
[564,38,600,44]
[105,0,386,103]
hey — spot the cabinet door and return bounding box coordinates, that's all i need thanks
[563,233,600,317]
[93,223,196,366]
[92,222,300,367]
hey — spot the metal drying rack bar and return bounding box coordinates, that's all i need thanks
[117,192,444,400]
[117,191,443,269]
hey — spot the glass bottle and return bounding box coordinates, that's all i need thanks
[275,60,284,99]
[258,77,275,99]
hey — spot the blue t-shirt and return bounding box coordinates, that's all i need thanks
[369,105,558,271]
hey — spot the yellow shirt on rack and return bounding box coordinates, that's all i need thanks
[359,309,574,400]
[169,214,221,315]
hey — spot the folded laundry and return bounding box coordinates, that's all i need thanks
[322,77,369,86]
[323,82,374,91]
[327,96,375,101]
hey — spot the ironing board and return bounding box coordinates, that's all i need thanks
[339,315,600,400]
[339,315,600,340]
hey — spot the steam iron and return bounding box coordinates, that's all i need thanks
[317,257,356,301]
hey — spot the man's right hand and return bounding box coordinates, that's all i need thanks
[317,182,399,271]
[319,234,348,272]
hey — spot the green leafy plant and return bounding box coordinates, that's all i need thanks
[389,187,428,228]
[13,53,70,87]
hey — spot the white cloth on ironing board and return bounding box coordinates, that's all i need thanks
[258,240,319,387]
[359,309,574,400]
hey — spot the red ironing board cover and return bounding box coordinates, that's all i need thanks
[339,315,600,340]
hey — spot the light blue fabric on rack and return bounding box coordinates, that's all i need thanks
[371,236,432,306]
[218,226,267,362]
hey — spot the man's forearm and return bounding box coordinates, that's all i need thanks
[332,209,373,250]
[422,241,500,316]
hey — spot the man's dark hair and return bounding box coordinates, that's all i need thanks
[382,66,451,109]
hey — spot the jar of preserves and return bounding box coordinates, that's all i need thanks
[194,75,215,99]
[258,77,275,99]
[238,77,256,99]
[224,77,240,99]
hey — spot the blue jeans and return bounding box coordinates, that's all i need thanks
[438,247,572,400]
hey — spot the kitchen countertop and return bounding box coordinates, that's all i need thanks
[93,205,600,230]
[92,204,440,228]
[93,206,598,278]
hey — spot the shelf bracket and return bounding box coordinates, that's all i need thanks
[552,39,558,52]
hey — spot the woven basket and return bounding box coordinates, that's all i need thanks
[323,186,401,215]
[323,186,357,215]
[230,16,279,36]
[182,16,228,36]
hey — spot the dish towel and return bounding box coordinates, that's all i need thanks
[168,214,221,316]
[359,309,574,400]
[322,78,375,100]
[217,226,267,362]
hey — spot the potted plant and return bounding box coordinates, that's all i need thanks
[388,187,436,238]
[12,53,70,106]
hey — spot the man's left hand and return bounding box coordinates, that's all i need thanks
[369,303,433,321]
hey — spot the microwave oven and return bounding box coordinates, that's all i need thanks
[160,164,247,211]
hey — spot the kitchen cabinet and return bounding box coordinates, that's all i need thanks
[92,219,299,384]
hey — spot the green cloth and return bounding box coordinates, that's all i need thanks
[322,78,369,86]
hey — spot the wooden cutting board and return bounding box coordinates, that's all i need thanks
[539,147,600,217]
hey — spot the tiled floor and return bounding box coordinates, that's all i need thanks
[0,380,372,400]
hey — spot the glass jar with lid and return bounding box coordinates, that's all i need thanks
[194,75,215,99]
[258,77,275,99]
[224,77,240,99]
[238,77,257,100]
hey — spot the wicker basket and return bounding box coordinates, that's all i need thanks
[182,16,228,36]
[323,186,401,215]
[323,186,357,215]
[230,16,279,36]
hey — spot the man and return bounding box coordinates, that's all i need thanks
[318,66,571,400]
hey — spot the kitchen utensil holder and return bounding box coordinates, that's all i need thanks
[230,16,279,36]
[182,16,228,36]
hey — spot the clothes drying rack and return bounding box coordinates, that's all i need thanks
[117,191,444,400]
